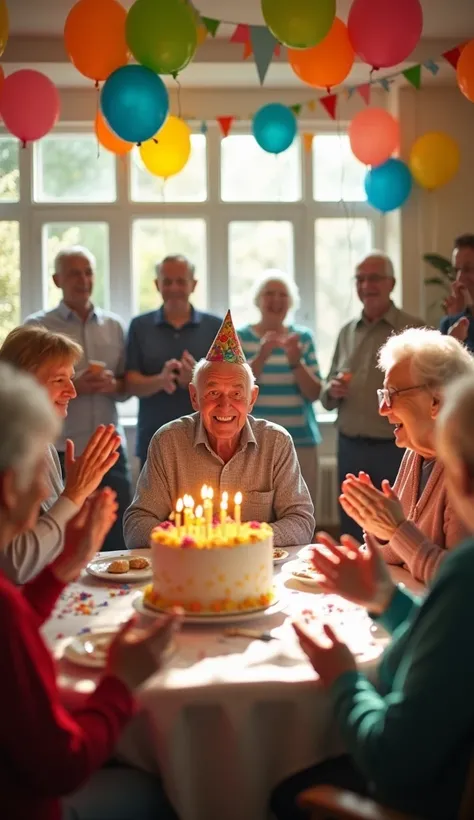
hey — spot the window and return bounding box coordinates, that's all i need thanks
[43,223,110,310]
[0,221,20,343]
[34,135,116,202]
[315,218,373,375]
[132,219,207,314]
[130,135,207,202]
[313,134,366,202]
[221,135,301,202]
[0,138,19,202]
[228,221,294,329]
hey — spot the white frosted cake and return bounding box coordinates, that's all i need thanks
[144,520,274,615]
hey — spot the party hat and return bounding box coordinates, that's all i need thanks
[206,310,246,364]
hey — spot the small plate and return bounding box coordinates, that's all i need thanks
[63,627,176,669]
[273,549,289,564]
[289,568,325,587]
[86,553,152,583]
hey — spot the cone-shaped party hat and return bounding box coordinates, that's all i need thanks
[206,310,246,364]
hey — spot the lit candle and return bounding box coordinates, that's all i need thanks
[175,497,183,530]
[203,486,213,536]
[183,495,194,534]
[234,492,242,529]
[195,504,203,539]
[220,492,228,538]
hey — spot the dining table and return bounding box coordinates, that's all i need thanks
[42,545,424,820]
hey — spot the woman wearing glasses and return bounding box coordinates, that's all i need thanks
[339,327,474,583]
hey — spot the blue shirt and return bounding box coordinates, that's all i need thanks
[125,307,222,462]
[24,302,127,455]
[440,310,474,353]
[238,324,322,447]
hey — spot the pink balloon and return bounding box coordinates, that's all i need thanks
[348,0,423,69]
[0,69,60,143]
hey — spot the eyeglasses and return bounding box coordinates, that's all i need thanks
[354,274,389,285]
[377,384,428,409]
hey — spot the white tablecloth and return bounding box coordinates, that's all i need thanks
[42,548,423,820]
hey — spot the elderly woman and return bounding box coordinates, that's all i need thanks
[0,325,120,583]
[340,327,474,583]
[238,271,321,508]
[0,362,179,820]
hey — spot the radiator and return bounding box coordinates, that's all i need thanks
[317,456,339,526]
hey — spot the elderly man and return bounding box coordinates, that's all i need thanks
[440,233,474,351]
[124,311,315,549]
[320,252,423,539]
[24,245,131,551]
[125,254,222,468]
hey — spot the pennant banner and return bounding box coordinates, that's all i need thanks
[357,83,371,105]
[302,133,314,153]
[443,46,462,69]
[403,64,421,89]
[320,94,337,120]
[201,17,220,37]
[250,25,278,85]
[216,116,235,137]
[230,24,249,44]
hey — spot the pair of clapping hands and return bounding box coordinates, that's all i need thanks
[260,331,302,367]
[161,350,196,395]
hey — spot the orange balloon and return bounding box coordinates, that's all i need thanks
[64,0,128,83]
[288,17,354,89]
[457,39,474,103]
[349,108,400,167]
[95,111,133,155]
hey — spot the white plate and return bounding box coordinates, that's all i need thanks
[86,553,152,582]
[282,559,325,589]
[133,592,287,625]
[63,627,176,668]
[273,549,289,564]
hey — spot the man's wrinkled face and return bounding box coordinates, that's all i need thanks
[156,259,196,311]
[355,257,394,314]
[189,362,259,444]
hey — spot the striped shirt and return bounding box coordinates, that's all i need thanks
[238,325,322,447]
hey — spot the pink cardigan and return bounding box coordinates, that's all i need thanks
[375,449,469,584]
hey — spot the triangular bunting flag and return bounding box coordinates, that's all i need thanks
[443,47,461,69]
[231,24,249,44]
[201,17,220,37]
[196,23,208,46]
[423,60,439,75]
[200,121,208,135]
[402,65,421,89]
[357,83,371,104]
[250,25,278,85]
[302,133,313,153]
[216,116,235,138]
[306,99,317,112]
[206,311,246,364]
[243,40,253,60]
[274,44,281,57]
[290,103,302,115]
[320,94,337,120]
[378,78,393,91]
[346,87,356,99]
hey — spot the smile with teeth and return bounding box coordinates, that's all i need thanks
[215,415,234,422]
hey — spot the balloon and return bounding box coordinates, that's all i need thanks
[95,111,132,155]
[288,18,354,89]
[252,103,297,154]
[0,70,60,143]
[349,108,400,166]
[126,0,197,76]
[409,132,460,191]
[64,0,128,83]
[348,0,423,69]
[140,116,191,178]
[0,0,8,58]
[261,0,335,49]
[365,159,412,212]
[457,39,474,103]
[100,65,169,144]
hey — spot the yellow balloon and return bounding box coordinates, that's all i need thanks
[140,116,191,178]
[0,0,9,58]
[409,131,460,191]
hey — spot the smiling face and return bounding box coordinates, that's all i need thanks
[257,279,291,326]
[156,258,196,314]
[355,257,394,319]
[189,362,259,449]
[35,359,77,419]
[53,253,94,312]
[378,358,438,457]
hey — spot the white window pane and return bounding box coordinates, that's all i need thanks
[313,134,366,202]
[315,218,373,377]
[221,136,301,202]
[131,135,207,202]
[0,221,20,343]
[43,223,110,310]
[229,221,294,328]
[34,135,116,202]
[132,219,207,314]
[0,138,19,202]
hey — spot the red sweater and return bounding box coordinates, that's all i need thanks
[0,566,135,820]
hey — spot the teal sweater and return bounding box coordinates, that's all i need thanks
[331,539,474,820]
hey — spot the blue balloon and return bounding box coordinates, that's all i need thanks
[100,65,169,144]
[252,103,297,154]
[364,159,412,213]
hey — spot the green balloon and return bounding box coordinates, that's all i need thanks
[261,0,336,49]
[126,0,197,76]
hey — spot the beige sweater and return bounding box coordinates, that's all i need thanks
[377,449,469,584]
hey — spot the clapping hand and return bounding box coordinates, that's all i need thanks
[293,621,356,688]
[443,281,472,316]
[177,350,196,388]
[283,333,302,367]
[259,331,285,360]
[161,359,181,394]
[340,473,406,541]
[95,369,118,394]
[74,369,110,395]
[448,316,469,343]
[63,424,121,508]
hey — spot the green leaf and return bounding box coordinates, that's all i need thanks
[423,253,454,275]
[424,276,449,288]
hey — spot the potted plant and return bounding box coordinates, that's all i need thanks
[423,253,455,293]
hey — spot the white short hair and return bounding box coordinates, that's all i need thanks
[252,269,300,314]
[0,363,60,489]
[356,251,395,279]
[378,327,474,393]
[438,374,474,476]
[191,358,256,389]
[54,245,96,275]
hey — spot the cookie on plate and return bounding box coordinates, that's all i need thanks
[107,559,129,574]
[129,556,150,570]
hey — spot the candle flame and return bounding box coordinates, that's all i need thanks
[234,491,242,505]
[220,499,228,510]
[195,504,203,518]
[222,491,228,503]
[176,498,183,512]
[201,484,207,499]
[208,487,214,500]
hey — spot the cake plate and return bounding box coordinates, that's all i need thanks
[133,590,287,625]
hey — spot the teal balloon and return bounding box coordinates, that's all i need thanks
[100,65,169,144]
[126,0,197,76]
[365,159,412,212]
[261,0,336,49]
[252,104,297,154]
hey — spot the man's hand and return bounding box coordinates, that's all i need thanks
[177,350,196,388]
[161,359,181,394]
[63,424,121,508]
[74,370,110,395]
[328,376,350,400]
[293,621,356,688]
[443,281,473,316]
[448,316,469,343]
[95,369,118,394]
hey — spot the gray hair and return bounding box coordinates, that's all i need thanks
[191,358,256,389]
[54,245,96,275]
[356,251,395,279]
[0,363,60,489]
[438,375,474,478]
[378,327,474,393]
[252,269,300,314]
[155,255,196,278]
